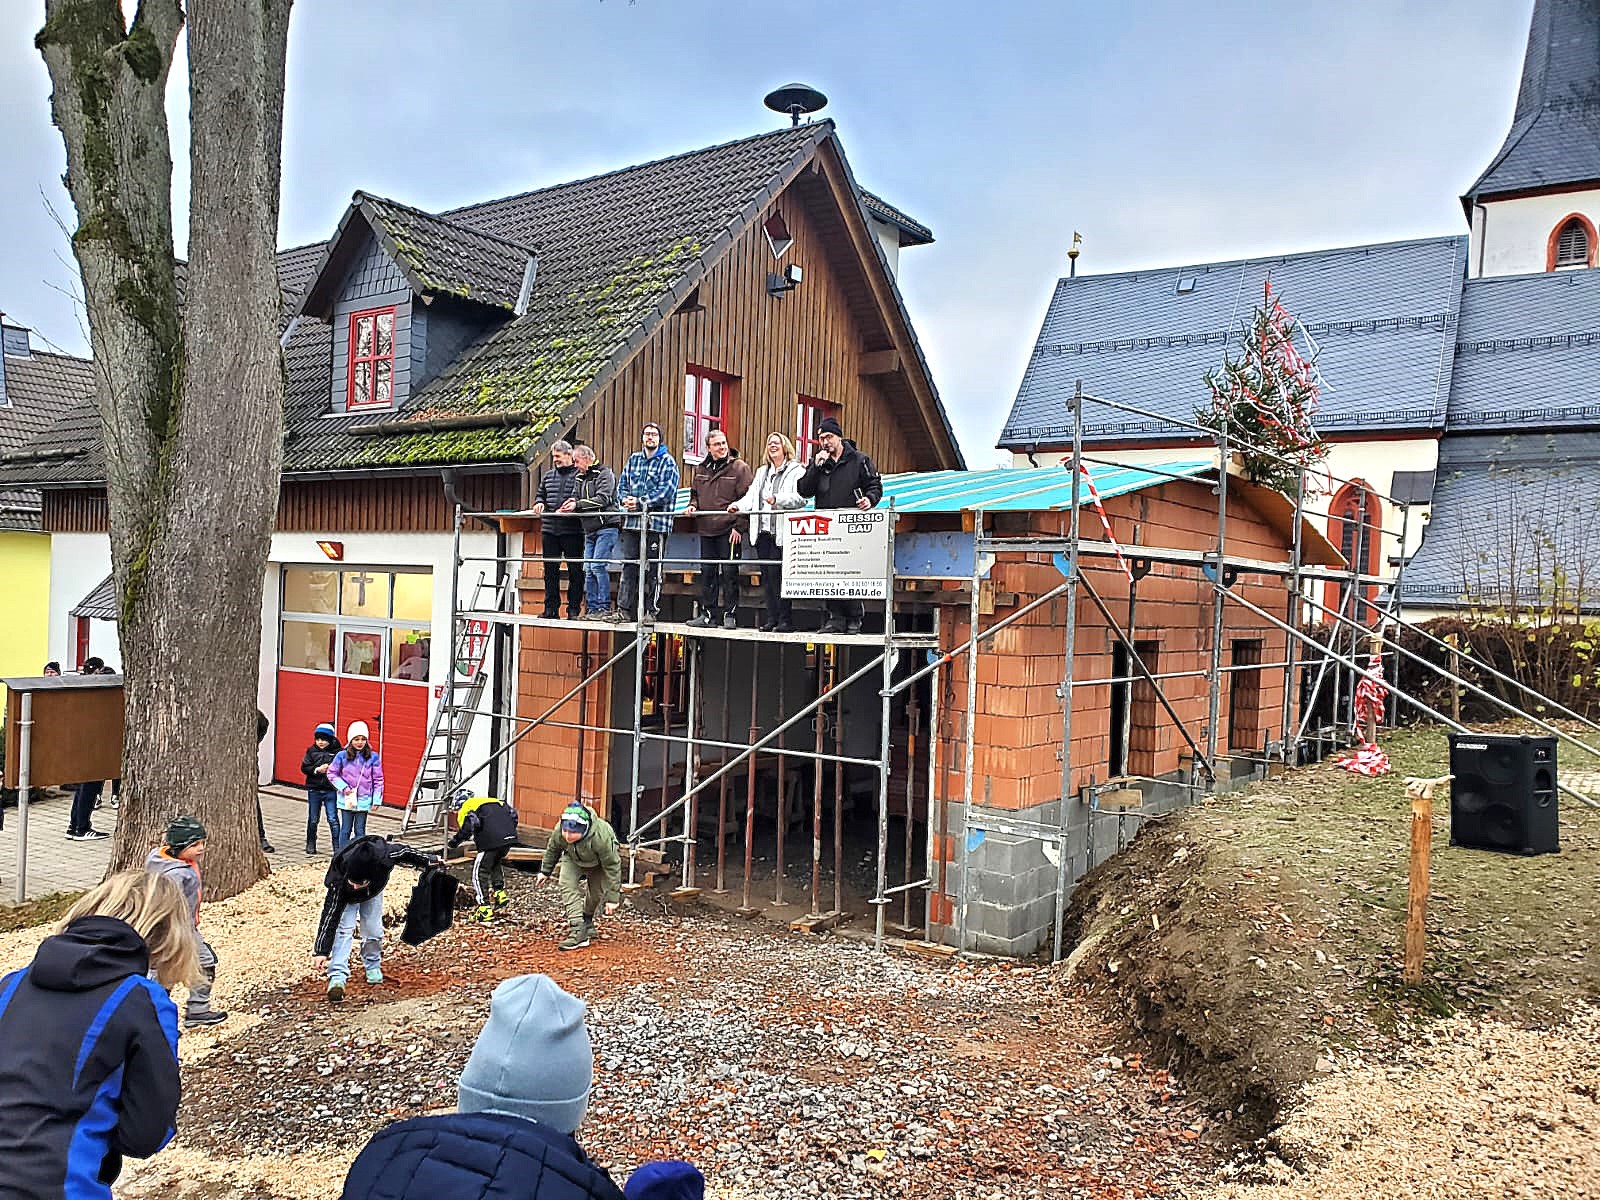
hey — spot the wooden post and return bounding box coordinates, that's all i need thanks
[1402,774,1451,984]
[1448,638,1462,724]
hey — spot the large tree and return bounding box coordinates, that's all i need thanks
[38,0,292,897]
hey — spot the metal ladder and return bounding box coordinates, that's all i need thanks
[401,571,512,830]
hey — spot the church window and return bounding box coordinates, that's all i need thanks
[1548,216,1594,271]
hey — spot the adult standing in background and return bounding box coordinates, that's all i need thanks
[616,422,681,623]
[566,444,621,620]
[728,431,806,632]
[532,441,584,620]
[796,416,883,634]
[684,429,752,629]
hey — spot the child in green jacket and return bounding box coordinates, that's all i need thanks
[536,802,622,951]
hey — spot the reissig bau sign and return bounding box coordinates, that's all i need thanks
[781,509,890,600]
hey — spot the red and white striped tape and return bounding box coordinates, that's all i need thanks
[1075,463,1134,581]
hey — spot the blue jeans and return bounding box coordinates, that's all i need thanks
[326,895,385,985]
[308,792,338,850]
[583,527,619,612]
[338,808,368,845]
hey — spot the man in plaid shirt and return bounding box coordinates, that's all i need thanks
[616,421,681,621]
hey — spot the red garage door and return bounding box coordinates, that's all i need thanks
[274,566,433,807]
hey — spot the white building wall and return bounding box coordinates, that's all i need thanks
[1471,187,1600,278]
[869,219,901,277]
[43,527,510,794]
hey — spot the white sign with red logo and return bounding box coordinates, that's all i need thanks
[781,509,891,600]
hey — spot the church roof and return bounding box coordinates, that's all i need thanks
[1465,0,1600,204]
[1397,430,1600,610]
[1446,267,1600,431]
[998,236,1467,447]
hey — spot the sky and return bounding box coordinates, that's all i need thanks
[0,1,1533,463]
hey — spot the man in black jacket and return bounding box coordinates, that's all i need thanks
[533,440,584,619]
[796,416,884,634]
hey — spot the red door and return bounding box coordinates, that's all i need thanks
[381,683,430,808]
[275,672,336,789]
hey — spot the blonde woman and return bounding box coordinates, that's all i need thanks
[0,871,198,1198]
[729,431,807,631]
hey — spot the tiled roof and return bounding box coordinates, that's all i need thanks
[1445,268,1600,430]
[1,122,953,482]
[1397,430,1600,609]
[71,574,117,620]
[298,193,537,316]
[860,189,934,247]
[999,237,1467,446]
[0,347,94,528]
[1465,0,1600,203]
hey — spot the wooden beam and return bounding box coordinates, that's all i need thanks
[859,349,900,376]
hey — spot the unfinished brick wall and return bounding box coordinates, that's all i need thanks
[512,591,613,832]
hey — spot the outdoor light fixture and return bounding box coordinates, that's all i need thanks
[316,540,345,561]
[767,263,803,298]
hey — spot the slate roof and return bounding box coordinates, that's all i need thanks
[999,236,1467,447]
[1446,268,1600,430]
[860,189,934,247]
[70,574,117,621]
[1465,0,1600,204]
[1398,430,1600,609]
[0,346,95,529]
[1,121,958,484]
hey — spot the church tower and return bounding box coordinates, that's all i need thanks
[1466,0,1600,277]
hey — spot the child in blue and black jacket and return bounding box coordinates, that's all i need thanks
[301,721,342,854]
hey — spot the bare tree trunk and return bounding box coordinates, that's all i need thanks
[39,0,293,898]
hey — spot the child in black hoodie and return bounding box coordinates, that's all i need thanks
[300,722,342,854]
[0,870,199,1199]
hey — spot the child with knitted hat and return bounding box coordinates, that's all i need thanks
[144,815,227,1028]
[535,800,622,951]
[340,974,624,1199]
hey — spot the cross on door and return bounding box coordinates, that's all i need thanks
[349,570,377,607]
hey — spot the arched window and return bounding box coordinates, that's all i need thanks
[1546,215,1596,271]
[1324,482,1379,621]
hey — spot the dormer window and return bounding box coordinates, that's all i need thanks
[1550,216,1593,271]
[348,306,396,410]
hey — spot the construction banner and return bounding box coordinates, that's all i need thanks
[781,509,891,600]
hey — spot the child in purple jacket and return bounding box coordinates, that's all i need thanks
[327,721,384,845]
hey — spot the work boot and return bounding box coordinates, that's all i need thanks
[493,889,510,907]
[327,982,345,1004]
[558,927,591,952]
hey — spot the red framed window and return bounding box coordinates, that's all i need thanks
[684,366,735,460]
[1324,481,1379,620]
[347,306,397,411]
[796,395,840,460]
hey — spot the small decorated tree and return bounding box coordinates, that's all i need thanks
[1198,280,1328,495]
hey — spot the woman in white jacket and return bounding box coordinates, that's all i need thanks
[729,432,807,631]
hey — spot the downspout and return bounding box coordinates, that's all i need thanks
[1473,203,1488,278]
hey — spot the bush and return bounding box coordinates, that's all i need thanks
[1392,616,1600,722]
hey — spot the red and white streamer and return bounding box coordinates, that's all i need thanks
[1075,463,1133,581]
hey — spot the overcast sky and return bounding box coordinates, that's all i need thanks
[1,1,1531,461]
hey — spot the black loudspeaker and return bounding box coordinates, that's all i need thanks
[1448,733,1559,855]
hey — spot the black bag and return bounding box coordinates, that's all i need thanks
[400,865,459,947]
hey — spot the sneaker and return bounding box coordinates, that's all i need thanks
[845,621,863,635]
[722,613,738,630]
[583,917,598,940]
[69,829,110,841]
[818,619,846,635]
[365,968,384,985]
[306,841,317,855]
[327,982,345,1004]
[493,889,510,907]
[260,841,276,854]
[474,905,496,923]
[186,1009,229,1028]
[566,610,582,621]
[759,621,776,632]
[557,930,591,952]
[686,614,715,628]
[617,610,636,623]
[773,621,794,634]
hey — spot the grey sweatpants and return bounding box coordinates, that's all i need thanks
[188,938,220,1019]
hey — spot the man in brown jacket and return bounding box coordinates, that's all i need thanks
[684,429,753,629]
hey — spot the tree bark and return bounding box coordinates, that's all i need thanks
[39,0,293,898]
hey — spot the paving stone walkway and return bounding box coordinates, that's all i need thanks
[0,787,404,903]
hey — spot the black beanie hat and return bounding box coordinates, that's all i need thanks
[817,416,843,438]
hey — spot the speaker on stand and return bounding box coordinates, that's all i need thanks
[1447,733,1559,855]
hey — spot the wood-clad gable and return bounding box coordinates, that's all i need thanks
[569,146,958,475]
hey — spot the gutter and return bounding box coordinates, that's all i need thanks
[348,411,534,437]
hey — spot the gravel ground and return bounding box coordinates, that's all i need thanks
[1206,1008,1600,1200]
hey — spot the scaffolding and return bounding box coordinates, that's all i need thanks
[413,383,1600,960]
